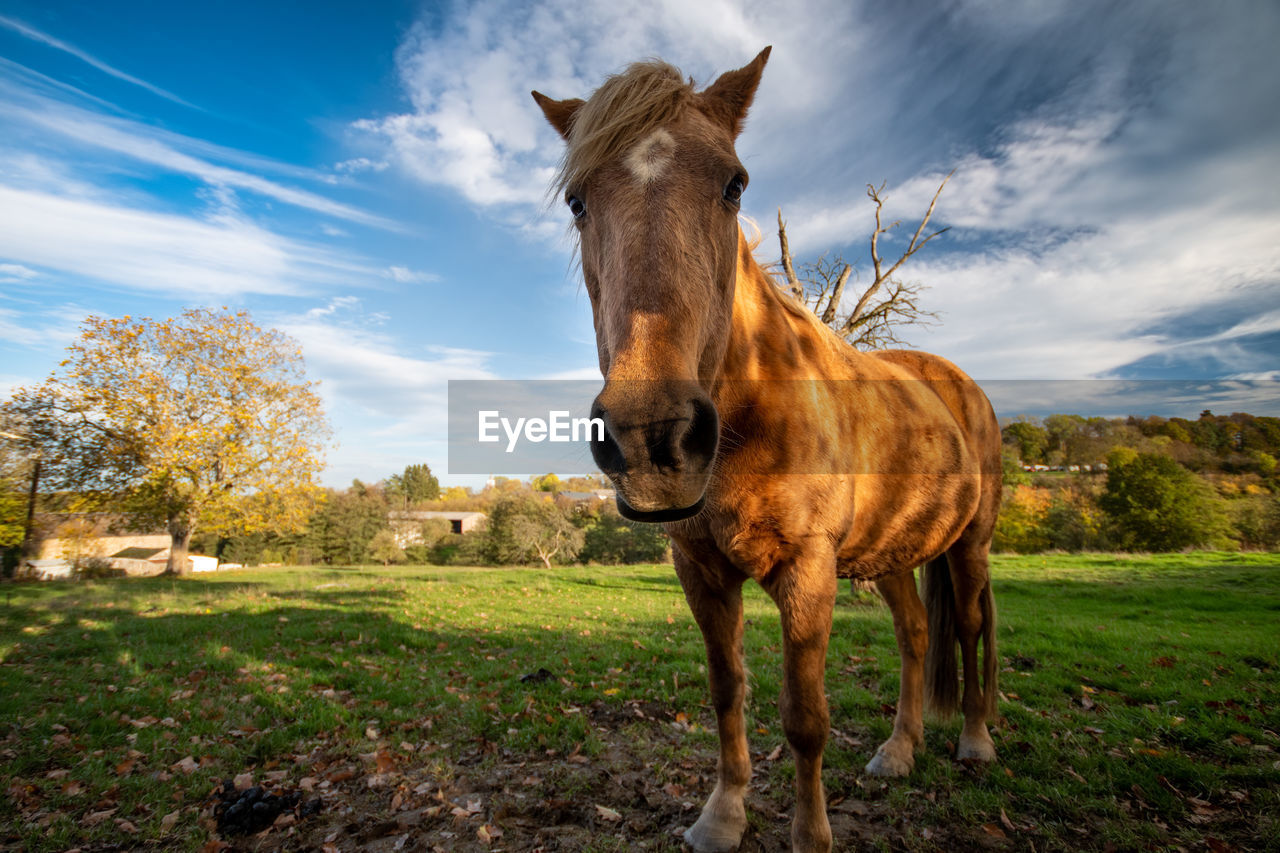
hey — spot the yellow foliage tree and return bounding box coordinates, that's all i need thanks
[7,308,330,575]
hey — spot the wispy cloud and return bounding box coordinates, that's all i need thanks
[0,90,397,230]
[0,184,384,297]
[384,266,438,285]
[0,262,38,283]
[0,14,198,109]
[280,300,497,445]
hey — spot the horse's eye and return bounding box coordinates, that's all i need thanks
[723,174,746,205]
[567,196,586,220]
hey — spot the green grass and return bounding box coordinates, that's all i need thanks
[1,554,1278,851]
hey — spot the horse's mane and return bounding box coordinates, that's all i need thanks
[555,60,695,196]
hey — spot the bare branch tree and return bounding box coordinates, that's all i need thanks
[778,170,953,350]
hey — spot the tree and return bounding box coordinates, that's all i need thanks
[484,494,584,568]
[776,174,951,349]
[531,472,562,492]
[5,309,330,575]
[307,484,388,565]
[578,500,670,564]
[1003,420,1049,465]
[1099,450,1230,551]
[368,529,406,566]
[385,463,440,508]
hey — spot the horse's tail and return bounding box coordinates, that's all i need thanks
[980,576,999,718]
[922,555,959,717]
[923,555,1000,719]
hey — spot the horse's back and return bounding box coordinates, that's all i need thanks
[866,349,1000,464]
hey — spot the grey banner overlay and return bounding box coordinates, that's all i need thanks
[448,379,1280,475]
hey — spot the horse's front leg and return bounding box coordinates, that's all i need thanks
[675,551,751,853]
[766,560,837,853]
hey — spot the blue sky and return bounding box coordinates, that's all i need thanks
[1,0,1278,487]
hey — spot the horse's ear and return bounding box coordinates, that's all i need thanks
[701,46,771,137]
[532,91,584,141]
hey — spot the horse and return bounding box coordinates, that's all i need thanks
[533,47,1002,853]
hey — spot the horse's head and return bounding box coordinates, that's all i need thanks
[533,48,770,522]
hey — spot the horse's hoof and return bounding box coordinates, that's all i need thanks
[684,821,743,853]
[864,746,913,777]
[956,731,997,763]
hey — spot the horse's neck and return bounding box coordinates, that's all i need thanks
[718,246,833,384]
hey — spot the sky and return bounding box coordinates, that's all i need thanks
[1,0,1277,488]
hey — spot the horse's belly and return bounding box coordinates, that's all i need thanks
[834,473,981,579]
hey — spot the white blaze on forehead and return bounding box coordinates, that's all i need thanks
[625,129,676,184]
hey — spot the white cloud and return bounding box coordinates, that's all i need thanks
[0,184,384,297]
[0,262,38,282]
[334,157,388,174]
[384,266,440,285]
[352,0,845,215]
[0,13,197,109]
[0,94,397,230]
[0,303,86,349]
[905,198,1280,379]
[282,313,496,432]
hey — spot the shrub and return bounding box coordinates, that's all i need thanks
[1100,450,1232,551]
[993,486,1052,553]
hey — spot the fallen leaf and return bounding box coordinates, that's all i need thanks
[1000,808,1015,832]
[83,808,117,827]
[160,810,180,832]
[234,772,253,790]
[171,756,199,774]
[595,804,622,822]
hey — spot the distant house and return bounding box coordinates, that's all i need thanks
[388,510,486,545]
[556,489,616,503]
[31,514,218,577]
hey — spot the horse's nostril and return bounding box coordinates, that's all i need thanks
[682,396,720,463]
[589,399,626,475]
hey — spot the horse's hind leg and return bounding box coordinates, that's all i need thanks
[865,568,927,777]
[675,551,751,853]
[947,537,998,763]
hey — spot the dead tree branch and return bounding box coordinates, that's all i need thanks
[776,170,952,350]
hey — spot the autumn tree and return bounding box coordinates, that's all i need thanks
[5,309,330,575]
[776,173,951,349]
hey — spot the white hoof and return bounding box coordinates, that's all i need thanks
[683,785,747,852]
[684,817,745,852]
[864,744,914,777]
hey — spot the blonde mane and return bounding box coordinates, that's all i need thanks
[555,60,695,196]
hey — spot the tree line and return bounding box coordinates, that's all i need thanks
[191,470,670,569]
[995,411,1280,553]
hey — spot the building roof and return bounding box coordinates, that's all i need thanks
[111,547,167,560]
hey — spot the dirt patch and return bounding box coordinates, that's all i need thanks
[203,704,933,853]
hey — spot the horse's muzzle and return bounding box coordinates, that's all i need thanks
[589,382,719,519]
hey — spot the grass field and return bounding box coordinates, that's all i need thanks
[2,553,1278,852]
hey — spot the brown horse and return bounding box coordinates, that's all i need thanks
[533,48,1001,853]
